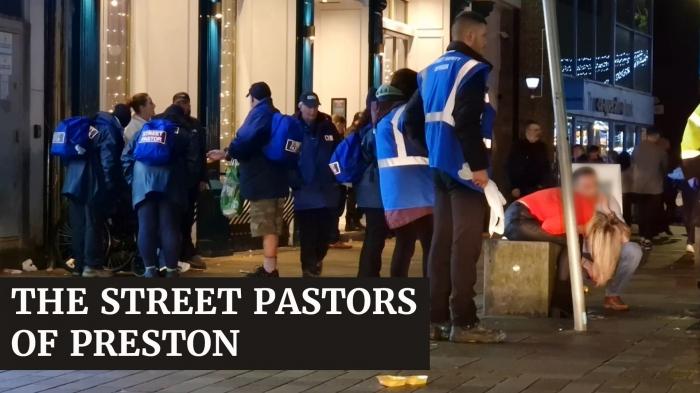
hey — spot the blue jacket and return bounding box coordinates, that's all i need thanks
[416,41,492,192]
[227,99,289,201]
[376,103,434,212]
[122,105,200,208]
[354,123,383,209]
[292,112,341,211]
[61,112,125,207]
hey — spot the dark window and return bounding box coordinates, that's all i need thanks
[595,0,613,83]
[633,34,651,91]
[576,0,595,78]
[0,0,22,19]
[617,0,635,28]
[615,26,633,88]
[558,0,575,75]
[633,0,651,33]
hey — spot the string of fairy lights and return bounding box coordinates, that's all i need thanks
[103,0,129,111]
[220,0,236,147]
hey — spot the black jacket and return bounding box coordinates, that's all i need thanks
[404,41,492,172]
[153,105,202,190]
[507,139,551,196]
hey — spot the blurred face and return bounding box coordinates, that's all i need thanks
[299,103,319,124]
[524,123,542,143]
[574,174,599,199]
[369,101,379,125]
[334,121,346,135]
[572,146,584,158]
[140,96,155,120]
[175,99,191,116]
[588,150,600,160]
[463,24,488,56]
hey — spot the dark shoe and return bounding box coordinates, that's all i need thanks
[71,268,83,277]
[329,241,353,249]
[246,266,279,278]
[449,324,506,344]
[165,268,179,278]
[302,268,320,278]
[550,306,573,319]
[604,296,630,311]
[187,255,207,270]
[143,267,158,278]
[429,322,450,341]
[82,266,114,278]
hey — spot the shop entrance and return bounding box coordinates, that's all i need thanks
[0,17,26,244]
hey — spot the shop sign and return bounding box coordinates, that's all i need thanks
[593,97,632,117]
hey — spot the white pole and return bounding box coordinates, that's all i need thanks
[541,0,587,331]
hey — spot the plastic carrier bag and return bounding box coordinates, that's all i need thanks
[220,160,243,217]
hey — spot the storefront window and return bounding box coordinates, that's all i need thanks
[613,124,625,153]
[383,34,408,84]
[558,0,575,75]
[595,0,613,84]
[386,0,408,23]
[576,0,594,78]
[618,0,651,33]
[615,26,633,88]
[220,0,235,147]
[633,34,651,92]
[100,0,130,111]
[594,120,609,150]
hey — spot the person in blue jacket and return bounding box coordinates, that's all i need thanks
[375,70,434,278]
[207,82,290,277]
[122,104,201,278]
[292,92,341,277]
[355,88,388,277]
[62,104,130,278]
[404,11,505,343]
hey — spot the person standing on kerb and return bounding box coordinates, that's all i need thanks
[404,11,506,343]
[207,82,290,277]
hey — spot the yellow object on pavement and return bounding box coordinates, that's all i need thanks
[376,375,428,387]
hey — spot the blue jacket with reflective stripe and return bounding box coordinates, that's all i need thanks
[420,47,491,192]
[375,104,434,212]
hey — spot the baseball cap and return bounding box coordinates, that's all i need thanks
[375,84,404,103]
[298,91,321,107]
[246,82,272,100]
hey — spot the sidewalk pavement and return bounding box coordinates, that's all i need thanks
[0,231,698,392]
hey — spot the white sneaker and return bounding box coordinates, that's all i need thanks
[686,244,695,254]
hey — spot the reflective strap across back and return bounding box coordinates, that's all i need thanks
[425,59,483,126]
[377,105,429,169]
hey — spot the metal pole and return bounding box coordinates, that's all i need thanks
[541,0,587,331]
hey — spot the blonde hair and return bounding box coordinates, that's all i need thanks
[586,213,630,286]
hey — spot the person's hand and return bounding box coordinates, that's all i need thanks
[511,188,521,198]
[472,170,489,188]
[199,181,210,192]
[207,149,226,161]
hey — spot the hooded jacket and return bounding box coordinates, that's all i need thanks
[62,112,126,207]
[227,98,290,201]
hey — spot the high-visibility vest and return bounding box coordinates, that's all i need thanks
[375,104,434,212]
[419,50,492,191]
[681,103,700,160]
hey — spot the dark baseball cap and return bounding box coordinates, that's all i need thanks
[246,82,272,100]
[298,91,321,107]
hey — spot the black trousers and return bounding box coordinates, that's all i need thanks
[330,186,348,243]
[296,208,334,272]
[429,174,486,326]
[180,185,199,261]
[357,208,388,277]
[345,188,361,228]
[504,202,572,311]
[637,193,662,239]
[391,214,432,277]
[680,183,699,244]
[69,199,107,270]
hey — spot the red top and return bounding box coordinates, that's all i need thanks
[518,188,597,235]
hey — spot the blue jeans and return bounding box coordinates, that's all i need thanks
[69,199,107,270]
[605,242,642,296]
[137,197,181,270]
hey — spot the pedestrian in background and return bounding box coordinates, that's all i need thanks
[171,92,209,270]
[572,144,585,162]
[355,89,388,277]
[292,92,341,277]
[343,111,365,232]
[207,82,290,277]
[631,128,668,250]
[507,120,551,199]
[124,93,155,143]
[329,114,353,249]
[405,11,505,343]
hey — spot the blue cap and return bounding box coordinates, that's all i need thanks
[298,91,321,107]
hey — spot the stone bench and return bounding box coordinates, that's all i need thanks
[482,239,561,317]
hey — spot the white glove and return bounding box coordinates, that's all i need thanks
[484,180,507,236]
